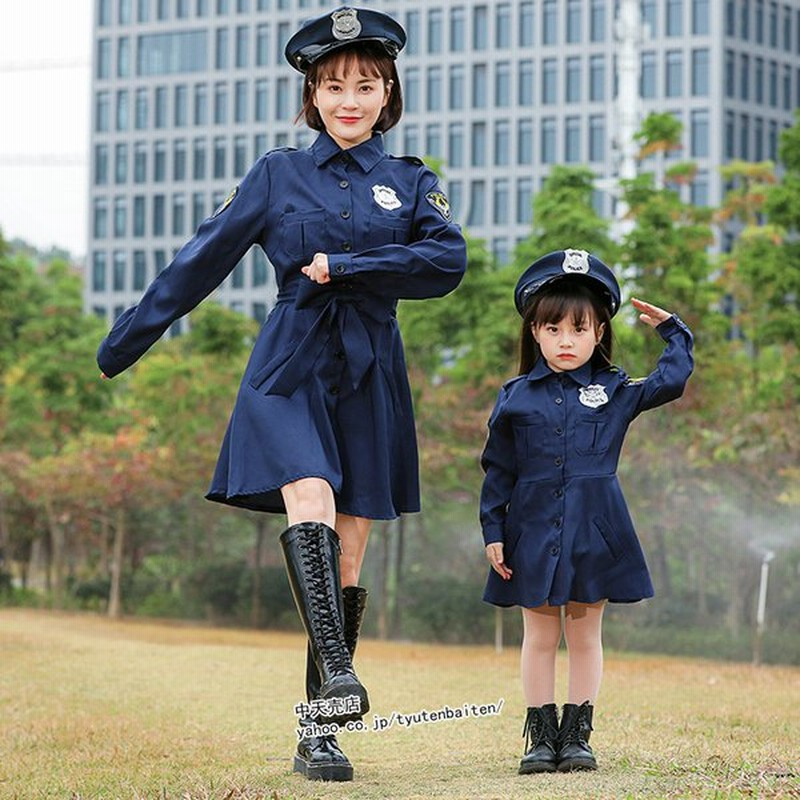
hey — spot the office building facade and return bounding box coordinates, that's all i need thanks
[86,0,800,326]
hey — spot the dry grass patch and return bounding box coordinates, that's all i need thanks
[1,609,798,800]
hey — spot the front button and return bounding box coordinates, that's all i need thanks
[329,385,340,395]
[339,180,349,189]
[555,457,563,466]
[550,546,560,556]
[555,397,563,405]
[334,350,345,360]
[554,489,563,498]
[342,241,352,251]
[340,209,351,219]
[335,264,346,274]
[555,427,563,435]
[555,517,562,528]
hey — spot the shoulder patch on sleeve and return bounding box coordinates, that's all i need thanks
[624,376,647,386]
[212,186,238,218]
[425,189,452,222]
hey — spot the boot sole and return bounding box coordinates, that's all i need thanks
[293,754,353,782]
[557,758,597,771]
[319,682,370,725]
[519,761,557,774]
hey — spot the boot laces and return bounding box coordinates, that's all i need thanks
[298,535,350,670]
[523,708,549,752]
[561,705,593,745]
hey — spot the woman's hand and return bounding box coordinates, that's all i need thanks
[301,252,331,284]
[631,297,672,328]
[486,542,512,581]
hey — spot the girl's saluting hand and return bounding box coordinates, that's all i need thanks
[631,297,672,328]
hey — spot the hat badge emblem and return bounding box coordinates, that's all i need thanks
[562,249,590,274]
[331,8,362,40]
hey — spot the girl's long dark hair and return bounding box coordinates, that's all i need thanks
[518,280,614,375]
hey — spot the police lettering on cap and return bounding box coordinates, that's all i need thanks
[514,249,621,317]
[285,6,407,73]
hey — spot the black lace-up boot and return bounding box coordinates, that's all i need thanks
[280,523,369,726]
[294,586,369,782]
[557,701,597,771]
[518,704,559,774]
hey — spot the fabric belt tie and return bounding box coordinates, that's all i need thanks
[257,283,395,398]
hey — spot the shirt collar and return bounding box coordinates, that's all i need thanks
[526,359,594,387]
[310,130,386,172]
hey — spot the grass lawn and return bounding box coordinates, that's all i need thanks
[1,609,798,800]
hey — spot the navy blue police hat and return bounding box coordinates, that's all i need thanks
[285,6,407,73]
[514,249,621,317]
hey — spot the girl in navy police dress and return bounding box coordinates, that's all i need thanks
[480,249,693,774]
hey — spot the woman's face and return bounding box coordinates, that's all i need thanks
[312,58,391,150]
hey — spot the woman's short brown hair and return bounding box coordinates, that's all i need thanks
[297,43,403,133]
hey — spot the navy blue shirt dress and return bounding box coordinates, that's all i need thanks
[97,131,467,519]
[480,316,694,608]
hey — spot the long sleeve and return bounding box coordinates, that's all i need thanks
[326,166,467,300]
[97,156,271,378]
[479,387,518,546]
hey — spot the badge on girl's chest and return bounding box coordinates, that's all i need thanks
[372,184,402,210]
[579,384,609,408]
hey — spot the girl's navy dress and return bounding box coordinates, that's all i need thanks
[480,316,693,607]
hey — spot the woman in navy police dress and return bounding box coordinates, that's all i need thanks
[97,6,466,783]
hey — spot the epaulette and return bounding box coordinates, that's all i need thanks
[502,374,526,391]
[393,154,425,166]
[624,376,647,386]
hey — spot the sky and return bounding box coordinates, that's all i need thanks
[1,2,93,258]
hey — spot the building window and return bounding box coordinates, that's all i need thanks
[692,0,710,33]
[590,55,605,101]
[194,83,208,125]
[449,6,465,51]
[176,0,189,16]
[591,0,606,41]
[154,86,167,128]
[428,8,443,53]
[153,140,166,181]
[472,63,487,108]
[255,79,268,121]
[473,5,488,50]
[118,37,131,78]
[448,123,464,167]
[541,117,556,163]
[234,80,247,122]
[133,196,145,237]
[173,139,187,181]
[95,145,109,185]
[740,114,751,159]
[567,0,582,42]
[214,137,226,178]
[236,25,249,68]
[405,11,420,55]
[543,0,558,44]
[566,57,581,103]
[93,199,108,239]
[119,0,132,23]
[449,64,465,110]
[589,115,605,162]
[496,3,511,47]
[98,39,111,79]
[741,54,750,101]
[517,118,533,164]
[520,1,534,46]
[666,50,683,97]
[741,0,750,39]
[725,50,735,98]
[133,251,147,290]
[403,125,419,156]
[193,138,206,179]
[692,49,709,96]
[565,117,581,163]
[425,124,442,159]
[192,192,205,230]
[642,0,657,35]
[172,194,186,236]
[216,27,229,69]
[254,133,267,157]
[493,179,509,225]
[92,252,107,291]
[516,178,533,225]
[255,25,269,67]
[116,90,129,131]
[495,62,511,107]
[174,84,188,127]
[447,180,463,222]
[471,122,486,166]
[769,60,777,106]
[98,0,112,27]
[725,111,735,158]
[113,250,126,290]
[214,82,228,124]
[157,0,168,18]
[253,249,268,287]
[691,109,709,157]
[467,180,485,227]
[427,66,442,111]
[666,0,683,35]
[115,143,128,184]
[519,60,534,106]
[134,142,146,183]
[494,120,510,166]
[782,64,792,109]
[405,68,419,113]
[641,51,656,98]
[542,58,557,104]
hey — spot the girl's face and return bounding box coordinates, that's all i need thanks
[532,312,605,373]
[312,58,391,150]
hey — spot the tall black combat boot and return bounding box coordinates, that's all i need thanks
[294,586,369,782]
[557,701,597,771]
[280,523,369,726]
[518,703,559,774]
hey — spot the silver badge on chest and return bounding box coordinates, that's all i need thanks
[562,249,591,274]
[331,8,362,40]
[372,184,402,210]
[579,384,609,408]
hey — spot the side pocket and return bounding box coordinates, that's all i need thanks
[592,516,623,561]
[248,344,298,394]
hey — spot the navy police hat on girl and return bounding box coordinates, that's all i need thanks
[514,249,621,318]
[285,6,407,73]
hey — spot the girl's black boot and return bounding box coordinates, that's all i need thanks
[518,704,559,774]
[280,523,369,725]
[557,701,597,771]
[294,586,369,782]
